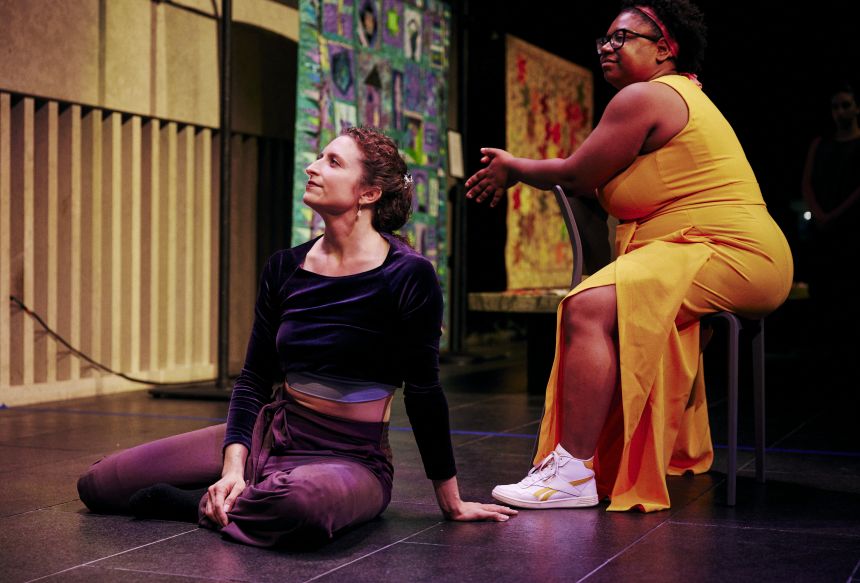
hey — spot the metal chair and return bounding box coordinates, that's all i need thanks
[550,185,766,506]
[700,312,766,505]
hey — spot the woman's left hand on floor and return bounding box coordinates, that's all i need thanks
[444,501,519,522]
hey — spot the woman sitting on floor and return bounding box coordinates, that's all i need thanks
[78,126,516,547]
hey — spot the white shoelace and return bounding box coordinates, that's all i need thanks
[521,451,561,485]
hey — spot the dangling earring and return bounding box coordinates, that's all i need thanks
[356,203,362,220]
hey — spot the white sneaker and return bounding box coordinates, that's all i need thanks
[492,445,599,509]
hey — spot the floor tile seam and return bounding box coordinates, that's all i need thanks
[0,442,102,454]
[666,519,860,539]
[0,443,96,453]
[67,564,237,582]
[0,451,103,473]
[454,419,541,448]
[440,358,525,376]
[22,527,200,583]
[574,521,670,583]
[664,497,717,521]
[715,445,860,458]
[386,499,437,508]
[1,497,94,519]
[440,368,524,383]
[396,539,543,553]
[15,410,851,450]
[767,409,826,451]
[662,457,741,517]
[400,540,606,558]
[300,521,444,583]
[389,426,536,440]
[453,433,508,448]
[405,431,860,457]
[446,394,514,412]
[762,469,860,477]
[736,455,757,473]
[4,406,227,423]
[439,433,860,457]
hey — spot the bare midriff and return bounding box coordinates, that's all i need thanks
[286,384,392,423]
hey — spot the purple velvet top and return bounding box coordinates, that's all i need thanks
[224,233,456,480]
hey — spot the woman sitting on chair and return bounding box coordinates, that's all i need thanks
[78,127,516,548]
[465,0,792,512]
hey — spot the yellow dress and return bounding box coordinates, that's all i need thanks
[534,75,794,512]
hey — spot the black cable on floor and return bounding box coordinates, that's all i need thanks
[8,295,216,387]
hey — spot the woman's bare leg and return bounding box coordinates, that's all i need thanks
[559,285,618,459]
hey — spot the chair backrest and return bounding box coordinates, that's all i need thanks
[552,184,615,290]
[552,185,584,288]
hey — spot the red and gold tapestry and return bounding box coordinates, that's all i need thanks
[505,36,593,289]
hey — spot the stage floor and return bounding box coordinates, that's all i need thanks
[1,337,858,582]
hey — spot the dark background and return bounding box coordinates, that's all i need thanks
[455,0,860,293]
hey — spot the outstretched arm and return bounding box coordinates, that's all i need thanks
[465,82,675,207]
[398,257,517,522]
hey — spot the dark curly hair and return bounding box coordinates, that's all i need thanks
[619,0,707,75]
[829,81,856,101]
[342,126,413,233]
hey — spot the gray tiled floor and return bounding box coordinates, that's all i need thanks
[1,338,859,582]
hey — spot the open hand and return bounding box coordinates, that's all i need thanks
[464,148,516,207]
[444,500,518,522]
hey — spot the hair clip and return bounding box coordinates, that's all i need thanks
[403,173,413,186]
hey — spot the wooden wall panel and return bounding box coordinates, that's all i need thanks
[57,104,82,381]
[180,125,195,368]
[123,115,142,374]
[1,92,271,404]
[10,97,35,386]
[140,120,157,373]
[163,121,178,371]
[33,101,59,383]
[152,120,168,374]
[69,105,83,381]
[196,128,212,366]
[103,112,122,372]
[229,135,258,373]
[0,94,10,389]
[209,133,220,375]
[80,109,102,379]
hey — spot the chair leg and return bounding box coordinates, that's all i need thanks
[725,315,740,507]
[752,319,766,484]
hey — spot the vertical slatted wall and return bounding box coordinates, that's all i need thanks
[0,93,261,405]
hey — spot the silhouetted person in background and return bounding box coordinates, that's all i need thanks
[802,83,860,370]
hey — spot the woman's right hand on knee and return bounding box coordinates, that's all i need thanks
[206,443,250,527]
[204,471,246,527]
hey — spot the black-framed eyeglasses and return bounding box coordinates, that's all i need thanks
[595,29,661,54]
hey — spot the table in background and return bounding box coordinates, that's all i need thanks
[468,289,569,393]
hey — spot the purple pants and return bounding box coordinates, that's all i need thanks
[77,394,394,547]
